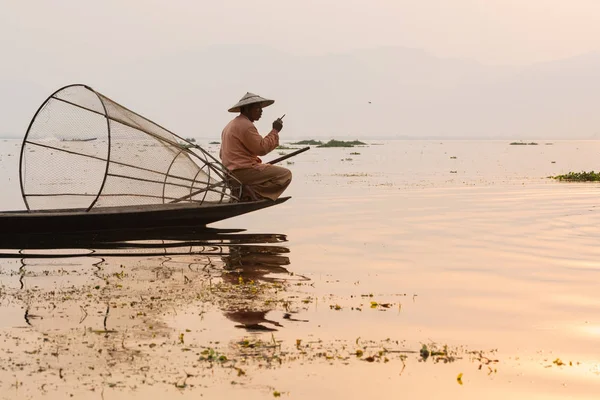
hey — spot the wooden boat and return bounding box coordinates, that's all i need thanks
[0,198,289,234]
[5,84,290,233]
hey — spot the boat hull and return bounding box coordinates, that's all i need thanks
[0,197,289,234]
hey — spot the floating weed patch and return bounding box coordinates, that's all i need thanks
[551,171,600,181]
[553,358,565,366]
[510,142,538,145]
[199,348,228,362]
[333,173,371,177]
[370,301,392,309]
[419,343,458,363]
[317,140,367,148]
[276,145,298,150]
[290,139,323,145]
[224,332,500,380]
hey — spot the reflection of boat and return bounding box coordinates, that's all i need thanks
[4,84,289,233]
[7,228,296,332]
[0,226,288,256]
[0,226,309,393]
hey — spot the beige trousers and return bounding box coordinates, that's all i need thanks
[232,165,292,201]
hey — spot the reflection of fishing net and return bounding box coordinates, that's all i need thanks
[19,84,241,211]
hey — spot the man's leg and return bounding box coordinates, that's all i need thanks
[232,165,292,201]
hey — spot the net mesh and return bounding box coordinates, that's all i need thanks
[20,85,239,211]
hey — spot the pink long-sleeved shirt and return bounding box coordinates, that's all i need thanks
[220,115,279,171]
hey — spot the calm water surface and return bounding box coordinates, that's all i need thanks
[1,139,600,399]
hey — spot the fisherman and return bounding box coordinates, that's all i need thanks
[220,92,292,201]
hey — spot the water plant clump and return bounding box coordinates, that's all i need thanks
[551,171,600,182]
[317,140,367,148]
[179,142,196,149]
[510,142,538,145]
[291,139,323,145]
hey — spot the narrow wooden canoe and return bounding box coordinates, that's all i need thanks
[0,197,289,234]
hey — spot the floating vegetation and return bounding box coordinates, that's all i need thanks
[349,152,361,155]
[450,156,457,159]
[278,151,287,155]
[551,171,600,181]
[510,142,538,145]
[185,137,196,143]
[419,343,456,363]
[286,161,294,165]
[333,173,370,177]
[0,230,552,398]
[209,141,220,145]
[318,140,367,148]
[276,145,299,150]
[291,139,323,145]
[450,171,457,173]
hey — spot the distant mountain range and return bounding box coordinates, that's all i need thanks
[2,45,600,139]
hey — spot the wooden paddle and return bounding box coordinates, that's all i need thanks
[266,146,310,165]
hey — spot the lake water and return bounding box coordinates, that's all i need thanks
[1,139,600,399]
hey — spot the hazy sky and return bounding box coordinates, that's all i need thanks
[2,0,600,65]
[2,1,600,139]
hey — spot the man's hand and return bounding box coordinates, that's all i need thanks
[273,118,283,132]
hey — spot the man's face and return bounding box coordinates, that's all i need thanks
[248,104,263,121]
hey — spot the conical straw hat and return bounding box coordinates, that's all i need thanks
[228,92,275,113]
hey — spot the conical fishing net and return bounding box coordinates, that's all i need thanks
[19,84,241,211]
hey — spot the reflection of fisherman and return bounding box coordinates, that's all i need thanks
[220,245,293,331]
[222,245,291,283]
[220,92,292,201]
[223,310,283,332]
